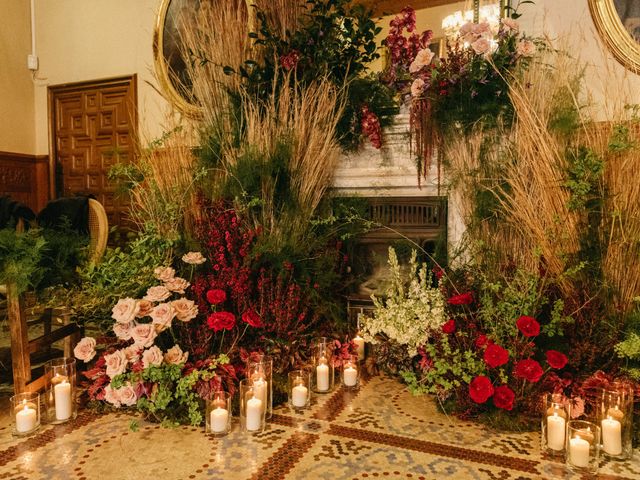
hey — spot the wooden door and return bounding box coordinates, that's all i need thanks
[48,75,137,228]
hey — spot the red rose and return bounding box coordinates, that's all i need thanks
[514,359,544,383]
[475,334,489,348]
[206,289,227,305]
[207,311,236,332]
[469,375,494,404]
[493,385,515,410]
[516,315,540,337]
[442,319,456,334]
[483,343,509,368]
[545,350,568,369]
[242,309,263,328]
[448,292,474,305]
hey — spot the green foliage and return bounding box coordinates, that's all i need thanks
[0,228,47,294]
[615,308,640,380]
[564,146,604,212]
[608,124,637,152]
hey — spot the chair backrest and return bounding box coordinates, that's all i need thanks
[87,198,108,263]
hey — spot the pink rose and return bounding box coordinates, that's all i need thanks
[104,384,121,407]
[459,21,474,38]
[164,277,190,294]
[123,345,141,364]
[104,349,128,378]
[113,321,134,341]
[111,298,140,324]
[142,346,163,368]
[73,337,96,363]
[517,39,536,57]
[149,303,175,332]
[143,285,171,302]
[472,22,492,39]
[172,298,198,322]
[471,37,492,55]
[411,78,425,98]
[116,384,137,407]
[501,17,519,33]
[130,323,157,348]
[182,251,206,265]
[409,48,435,73]
[153,266,175,282]
[164,345,188,365]
[136,299,153,318]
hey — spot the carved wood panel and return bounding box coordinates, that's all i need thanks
[49,76,137,228]
[0,152,49,212]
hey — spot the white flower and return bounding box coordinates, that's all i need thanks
[104,384,121,407]
[149,303,175,332]
[517,39,536,57]
[164,277,190,294]
[104,349,128,378]
[73,337,96,363]
[409,48,435,73]
[111,298,140,325]
[130,323,157,348]
[182,251,206,265]
[143,285,171,302]
[154,266,175,282]
[113,322,134,341]
[116,384,137,407]
[471,37,492,56]
[411,78,425,98]
[501,17,519,33]
[142,346,163,368]
[164,345,189,365]
[172,298,198,322]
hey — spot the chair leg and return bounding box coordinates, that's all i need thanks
[7,284,31,394]
[62,311,80,358]
[43,308,53,356]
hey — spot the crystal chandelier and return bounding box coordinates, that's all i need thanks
[441,3,501,38]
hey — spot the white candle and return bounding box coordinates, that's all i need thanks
[353,335,365,361]
[54,380,72,421]
[601,416,622,455]
[316,360,329,392]
[569,436,591,467]
[245,396,263,431]
[546,412,566,451]
[15,405,37,433]
[252,377,267,406]
[209,407,229,433]
[291,383,308,408]
[343,366,358,387]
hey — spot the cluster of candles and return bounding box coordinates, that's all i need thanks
[207,334,365,435]
[10,357,77,436]
[543,389,632,473]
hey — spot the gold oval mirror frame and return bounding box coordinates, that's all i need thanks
[153,0,253,116]
[589,0,640,73]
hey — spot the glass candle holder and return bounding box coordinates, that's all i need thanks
[342,355,359,389]
[598,387,633,460]
[44,357,76,424]
[541,393,570,455]
[288,370,310,409]
[312,337,334,394]
[206,391,231,436]
[246,354,273,419]
[566,420,600,475]
[239,379,265,433]
[10,392,40,436]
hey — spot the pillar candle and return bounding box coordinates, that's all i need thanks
[291,383,308,408]
[210,407,229,433]
[316,360,329,392]
[245,396,263,431]
[569,436,590,468]
[54,380,72,421]
[15,405,37,433]
[343,366,358,387]
[252,377,267,406]
[601,417,622,455]
[546,412,566,451]
[353,335,365,361]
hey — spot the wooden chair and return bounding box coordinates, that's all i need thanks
[7,199,109,394]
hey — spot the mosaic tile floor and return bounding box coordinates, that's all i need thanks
[0,375,639,480]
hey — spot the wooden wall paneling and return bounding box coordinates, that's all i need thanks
[0,151,50,213]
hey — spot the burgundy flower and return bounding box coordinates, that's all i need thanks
[493,385,515,410]
[242,309,263,328]
[447,292,474,305]
[546,350,568,369]
[514,359,544,383]
[432,266,444,280]
[441,319,456,334]
[360,104,382,149]
[516,315,540,337]
[206,289,227,305]
[280,50,300,71]
[469,375,494,404]
[483,343,509,368]
[207,311,236,332]
[475,334,489,348]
